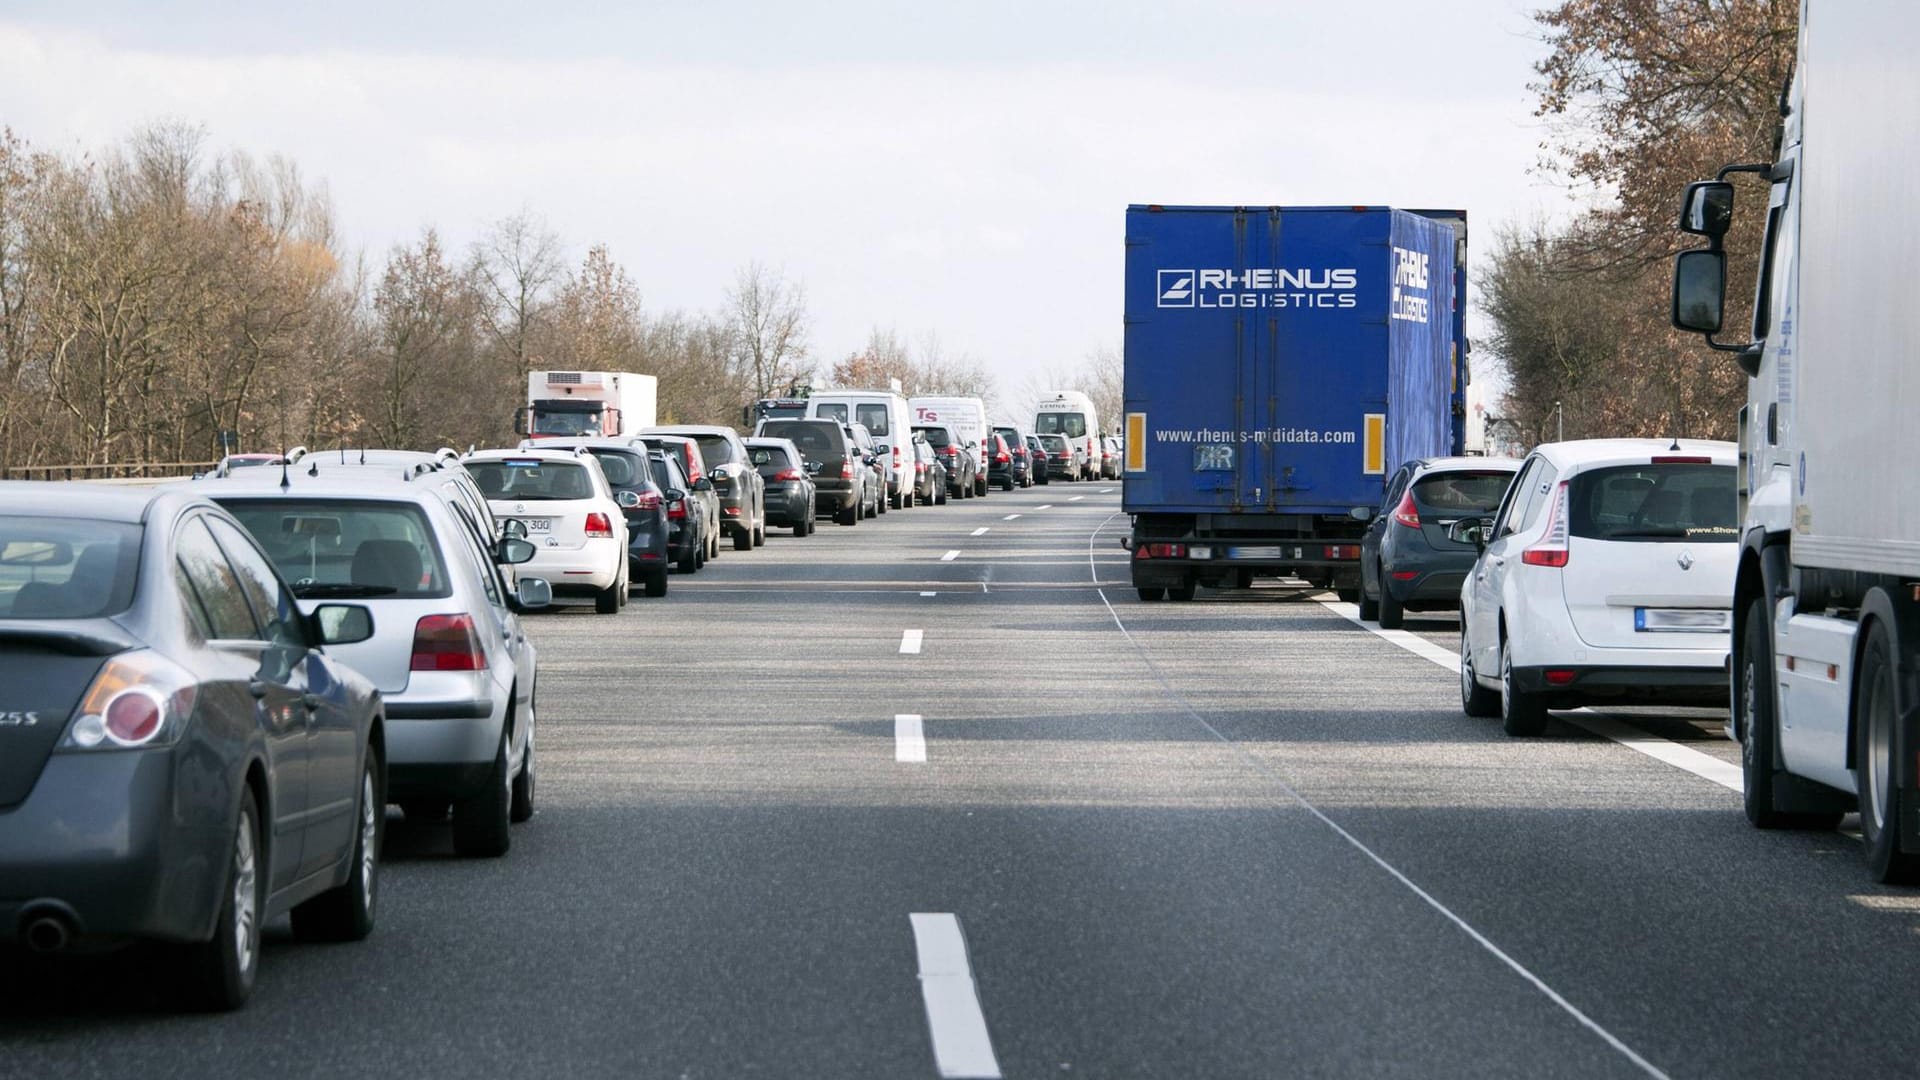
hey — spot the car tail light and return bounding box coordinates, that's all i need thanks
[893,446,903,466]
[585,512,614,538]
[1392,570,1419,581]
[916,462,927,473]
[62,650,197,750]
[774,468,805,481]
[1392,490,1420,529]
[840,461,855,479]
[1522,481,1571,567]
[996,450,1010,463]
[412,614,485,672]
[668,500,687,520]
[630,492,663,512]
[1544,669,1577,687]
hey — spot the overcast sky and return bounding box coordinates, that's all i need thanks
[0,1,1569,398]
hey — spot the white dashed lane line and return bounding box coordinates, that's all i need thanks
[910,914,1002,1079]
[941,550,961,562]
[971,528,990,537]
[895,714,927,763]
[920,591,937,597]
[1036,504,1052,510]
[1003,514,1020,521]
[1069,496,1084,502]
[900,629,924,655]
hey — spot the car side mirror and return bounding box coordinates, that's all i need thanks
[513,406,532,438]
[692,477,714,492]
[496,538,537,565]
[513,576,553,612]
[1678,180,1733,238]
[500,518,529,540]
[617,490,642,509]
[1671,249,1727,334]
[311,604,375,646]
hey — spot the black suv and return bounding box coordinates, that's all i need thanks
[756,419,865,526]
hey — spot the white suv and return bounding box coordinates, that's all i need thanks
[1458,439,1739,736]
[465,449,629,614]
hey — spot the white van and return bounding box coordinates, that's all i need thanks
[808,391,913,508]
[909,396,990,497]
[1033,391,1100,482]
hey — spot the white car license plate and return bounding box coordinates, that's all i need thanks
[1635,607,1729,632]
[525,518,552,534]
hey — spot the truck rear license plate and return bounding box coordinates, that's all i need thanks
[1635,608,1729,632]
[1228,546,1280,560]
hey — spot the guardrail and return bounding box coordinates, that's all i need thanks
[0,461,218,482]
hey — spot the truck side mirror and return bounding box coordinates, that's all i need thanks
[1678,180,1734,238]
[513,407,531,438]
[1672,250,1727,334]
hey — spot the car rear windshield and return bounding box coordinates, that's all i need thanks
[1568,463,1736,543]
[0,517,142,618]
[1038,435,1068,451]
[1036,412,1087,438]
[467,459,597,501]
[692,435,737,468]
[220,499,452,599]
[583,448,644,487]
[1412,470,1516,514]
[760,421,845,460]
[916,426,952,448]
[750,445,794,472]
[994,427,1019,445]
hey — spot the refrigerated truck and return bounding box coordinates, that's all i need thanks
[1122,205,1456,601]
[519,371,657,440]
[1669,0,1920,881]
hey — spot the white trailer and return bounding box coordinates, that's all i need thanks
[1671,0,1920,881]
[519,371,657,441]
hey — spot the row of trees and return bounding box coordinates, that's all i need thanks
[0,123,829,472]
[1482,0,1798,443]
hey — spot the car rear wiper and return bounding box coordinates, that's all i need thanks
[292,583,398,598]
[1604,527,1690,539]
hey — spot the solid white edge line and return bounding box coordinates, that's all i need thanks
[971,527,990,536]
[900,629,924,654]
[1083,514,1671,1080]
[895,714,927,763]
[1315,600,1742,795]
[941,550,961,562]
[910,914,1002,1079]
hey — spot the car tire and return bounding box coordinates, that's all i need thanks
[645,567,668,597]
[1460,630,1500,718]
[937,487,949,505]
[594,579,621,614]
[1736,596,1842,830]
[677,544,697,574]
[753,524,766,546]
[1377,571,1405,629]
[976,477,988,497]
[292,750,382,943]
[1357,584,1378,621]
[1499,636,1549,736]
[452,729,512,858]
[837,503,858,526]
[734,527,753,551]
[1335,586,1360,605]
[1856,620,1920,882]
[510,721,536,824]
[1167,578,1196,601]
[1137,587,1165,602]
[184,790,263,1011]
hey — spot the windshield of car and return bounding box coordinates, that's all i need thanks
[761,421,846,461]
[0,517,142,618]
[584,449,643,487]
[219,499,451,599]
[648,454,681,492]
[993,427,1019,447]
[466,459,598,501]
[1035,412,1087,438]
[915,426,952,449]
[1412,470,1517,515]
[1568,463,1736,542]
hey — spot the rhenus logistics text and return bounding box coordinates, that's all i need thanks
[1157,268,1357,309]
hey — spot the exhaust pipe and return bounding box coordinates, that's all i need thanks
[23,914,71,954]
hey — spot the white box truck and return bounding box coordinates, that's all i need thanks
[518,371,657,441]
[1671,0,1920,881]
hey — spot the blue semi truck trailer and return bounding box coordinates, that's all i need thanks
[1121,204,1459,601]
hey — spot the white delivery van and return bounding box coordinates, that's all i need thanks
[910,396,990,498]
[809,390,914,508]
[1033,390,1100,483]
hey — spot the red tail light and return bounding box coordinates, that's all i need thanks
[1323,545,1360,560]
[916,462,927,473]
[840,461,855,479]
[1522,482,1571,567]
[412,614,485,672]
[893,447,903,465]
[668,500,687,520]
[585,512,614,537]
[630,492,663,512]
[1392,490,1420,529]
[1544,669,1577,686]
[774,467,805,481]
[1134,543,1188,560]
[995,451,1010,463]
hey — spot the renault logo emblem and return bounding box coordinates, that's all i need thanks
[1678,551,1694,571]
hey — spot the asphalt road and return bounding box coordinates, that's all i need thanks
[3,480,1915,1078]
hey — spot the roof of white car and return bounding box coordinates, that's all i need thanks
[1532,438,1735,469]
[192,471,448,504]
[465,448,591,463]
[1415,455,1523,471]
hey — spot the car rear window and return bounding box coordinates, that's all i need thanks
[1568,463,1736,543]
[916,426,952,449]
[750,445,794,472]
[219,499,452,599]
[467,460,597,501]
[1412,470,1516,514]
[0,517,142,618]
[1038,435,1068,452]
[692,435,737,468]
[584,449,643,487]
[760,421,844,460]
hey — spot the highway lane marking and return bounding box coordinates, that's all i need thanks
[1316,600,1742,795]
[910,914,1002,1079]
[941,550,961,562]
[1003,514,1020,521]
[1101,488,1116,493]
[1069,495,1085,502]
[971,528,990,536]
[1084,514,1672,1080]
[895,714,927,763]
[900,630,924,654]
[1036,504,1052,510]
[920,591,937,597]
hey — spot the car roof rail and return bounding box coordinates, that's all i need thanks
[435,446,461,464]
[285,445,309,464]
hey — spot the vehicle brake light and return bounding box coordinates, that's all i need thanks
[1652,456,1712,465]
[1323,545,1360,560]
[630,492,663,512]
[841,461,855,479]
[996,451,1010,463]
[1544,669,1577,686]
[63,650,197,750]
[1391,571,1419,581]
[1392,490,1420,529]
[1522,482,1571,567]
[412,614,485,672]
[893,447,902,465]
[585,512,615,538]
[1135,543,1187,559]
[774,468,805,481]
[668,501,687,520]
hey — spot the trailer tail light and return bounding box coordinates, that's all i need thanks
[412,614,485,672]
[1323,545,1360,560]
[585,512,614,538]
[1522,482,1571,567]
[1135,543,1187,560]
[1392,491,1420,529]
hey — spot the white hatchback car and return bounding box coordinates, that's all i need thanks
[1458,439,1739,735]
[465,449,629,614]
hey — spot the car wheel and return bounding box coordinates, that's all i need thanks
[1357,580,1379,621]
[452,728,512,857]
[292,749,383,942]
[937,486,949,505]
[753,524,766,546]
[1137,586,1165,602]
[1499,636,1549,736]
[1377,570,1405,629]
[1857,619,1920,882]
[594,578,621,614]
[1460,630,1500,718]
[837,503,858,526]
[1167,578,1196,601]
[677,544,698,574]
[1335,586,1360,605]
[645,567,668,597]
[976,477,988,497]
[510,721,536,824]
[185,790,263,1011]
[733,527,753,551]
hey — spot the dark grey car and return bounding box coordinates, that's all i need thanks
[642,425,767,551]
[1359,456,1521,628]
[745,436,817,537]
[756,419,865,526]
[0,483,385,1009]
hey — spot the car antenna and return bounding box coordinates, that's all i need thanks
[308,460,320,477]
[1669,436,1682,452]
[279,450,291,492]
[359,448,366,465]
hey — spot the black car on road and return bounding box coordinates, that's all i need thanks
[746,436,817,537]
[643,425,768,551]
[1359,456,1522,628]
[915,423,977,499]
[756,419,866,526]
[647,449,710,574]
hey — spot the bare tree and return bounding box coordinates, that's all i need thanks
[473,210,562,379]
[725,261,811,399]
